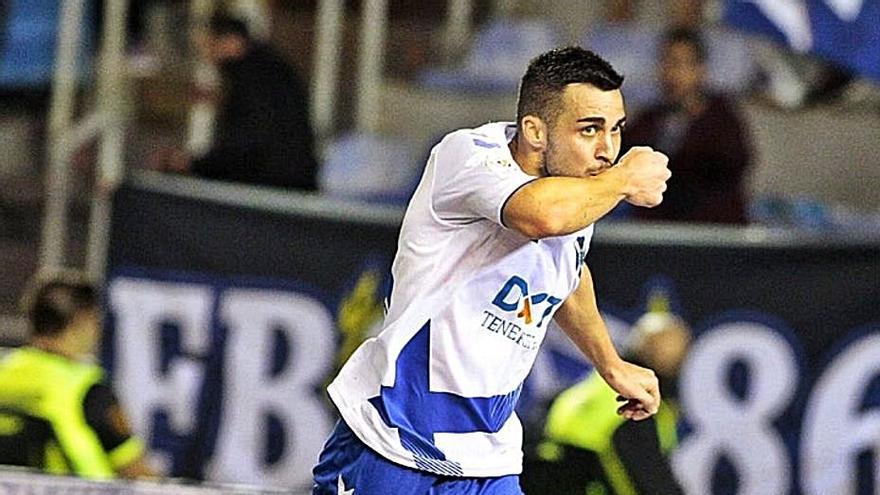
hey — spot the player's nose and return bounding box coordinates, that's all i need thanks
[595,135,614,163]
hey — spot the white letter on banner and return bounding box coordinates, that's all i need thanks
[673,322,797,495]
[743,0,813,51]
[207,288,335,488]
[825,0,864,22]
[802,333,880,495]
[108,278,212,472]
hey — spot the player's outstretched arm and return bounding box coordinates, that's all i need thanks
[553,265,660,421]
[502,146,670,239]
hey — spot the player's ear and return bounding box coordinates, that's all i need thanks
[520,115,547,152]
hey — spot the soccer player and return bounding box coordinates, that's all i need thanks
[313,46,671,494]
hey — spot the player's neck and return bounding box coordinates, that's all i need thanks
[509,134,545,177]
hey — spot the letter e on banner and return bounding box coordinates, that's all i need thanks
[108,277,212,472]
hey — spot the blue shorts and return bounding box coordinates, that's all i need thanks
[313,420,524,495]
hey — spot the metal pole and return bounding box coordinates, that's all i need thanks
[443,0,473,62]
[186,0,218,156]
[86,0,130,279]
[311,0,345,144]
[354,0,388,134]
[230,0,271,41]
[41,0,87,273]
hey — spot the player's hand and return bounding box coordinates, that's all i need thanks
[599,359,661,421]
[616,146,670,208]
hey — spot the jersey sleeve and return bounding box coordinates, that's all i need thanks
[432,133,536,227]
[82,383,146,470]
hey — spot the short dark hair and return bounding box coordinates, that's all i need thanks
[23,273,98,337]
[661,27,707,64]
[516,46,624,128]
[208,12,250,40]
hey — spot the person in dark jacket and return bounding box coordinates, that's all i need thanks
[623,27,753,224]
[182,13,319,190]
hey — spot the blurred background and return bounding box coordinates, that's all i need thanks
[0,0,878,493]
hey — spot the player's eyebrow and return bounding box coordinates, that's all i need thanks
[576,116,627,127]
[576,116,605,124]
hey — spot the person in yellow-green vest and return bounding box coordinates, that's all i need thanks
[523,311,691,495]
[0,272,155,479]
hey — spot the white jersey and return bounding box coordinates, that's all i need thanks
[328,122,595,477]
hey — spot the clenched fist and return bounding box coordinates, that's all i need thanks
[600,359,661,421]
[616,146,671,208]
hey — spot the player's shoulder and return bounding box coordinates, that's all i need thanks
[436,122,513,157]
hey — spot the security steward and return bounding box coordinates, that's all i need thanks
[523,311,691,495]
[0,273,155,479]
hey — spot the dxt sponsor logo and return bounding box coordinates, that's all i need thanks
[478,276,563,351]
[491,275,562,327]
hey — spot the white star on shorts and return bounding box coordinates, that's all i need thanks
[338,474,355,494]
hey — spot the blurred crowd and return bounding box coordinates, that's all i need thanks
[0,0,876,339]
[0,0,878,233]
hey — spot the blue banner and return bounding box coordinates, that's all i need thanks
[106,176,880,494]
[724,0,880,81]
[0,0,95,89]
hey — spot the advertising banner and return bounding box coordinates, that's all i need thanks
[106,176,880,494]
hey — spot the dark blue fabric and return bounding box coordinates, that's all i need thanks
[313,420,523,494]
[0,0,95,88]
[724,0,880,82]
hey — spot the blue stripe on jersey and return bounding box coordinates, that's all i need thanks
[368,321,523,474]
[575,236,586,276]
[472,138,501,149]
[383,271,394,314]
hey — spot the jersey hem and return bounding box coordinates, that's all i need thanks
[328,381,523,478]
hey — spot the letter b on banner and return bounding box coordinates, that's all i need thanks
[208,288,335,488]
[109,276,336,488]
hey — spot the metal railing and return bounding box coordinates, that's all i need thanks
[40,0,129,280]
[0,467,305,495]
[41,0,479,280]
[129,170,880,249]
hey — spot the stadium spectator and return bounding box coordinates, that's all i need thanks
[312,47,671,494]
[624,27,754,224]
[0,272,155,479]
[522,311,691,495]
[581,0,758,117]
[579,0,657,116]
[154,12,319,190]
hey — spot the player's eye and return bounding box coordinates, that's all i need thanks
[611,124,624,135]
[580,126,599,136]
